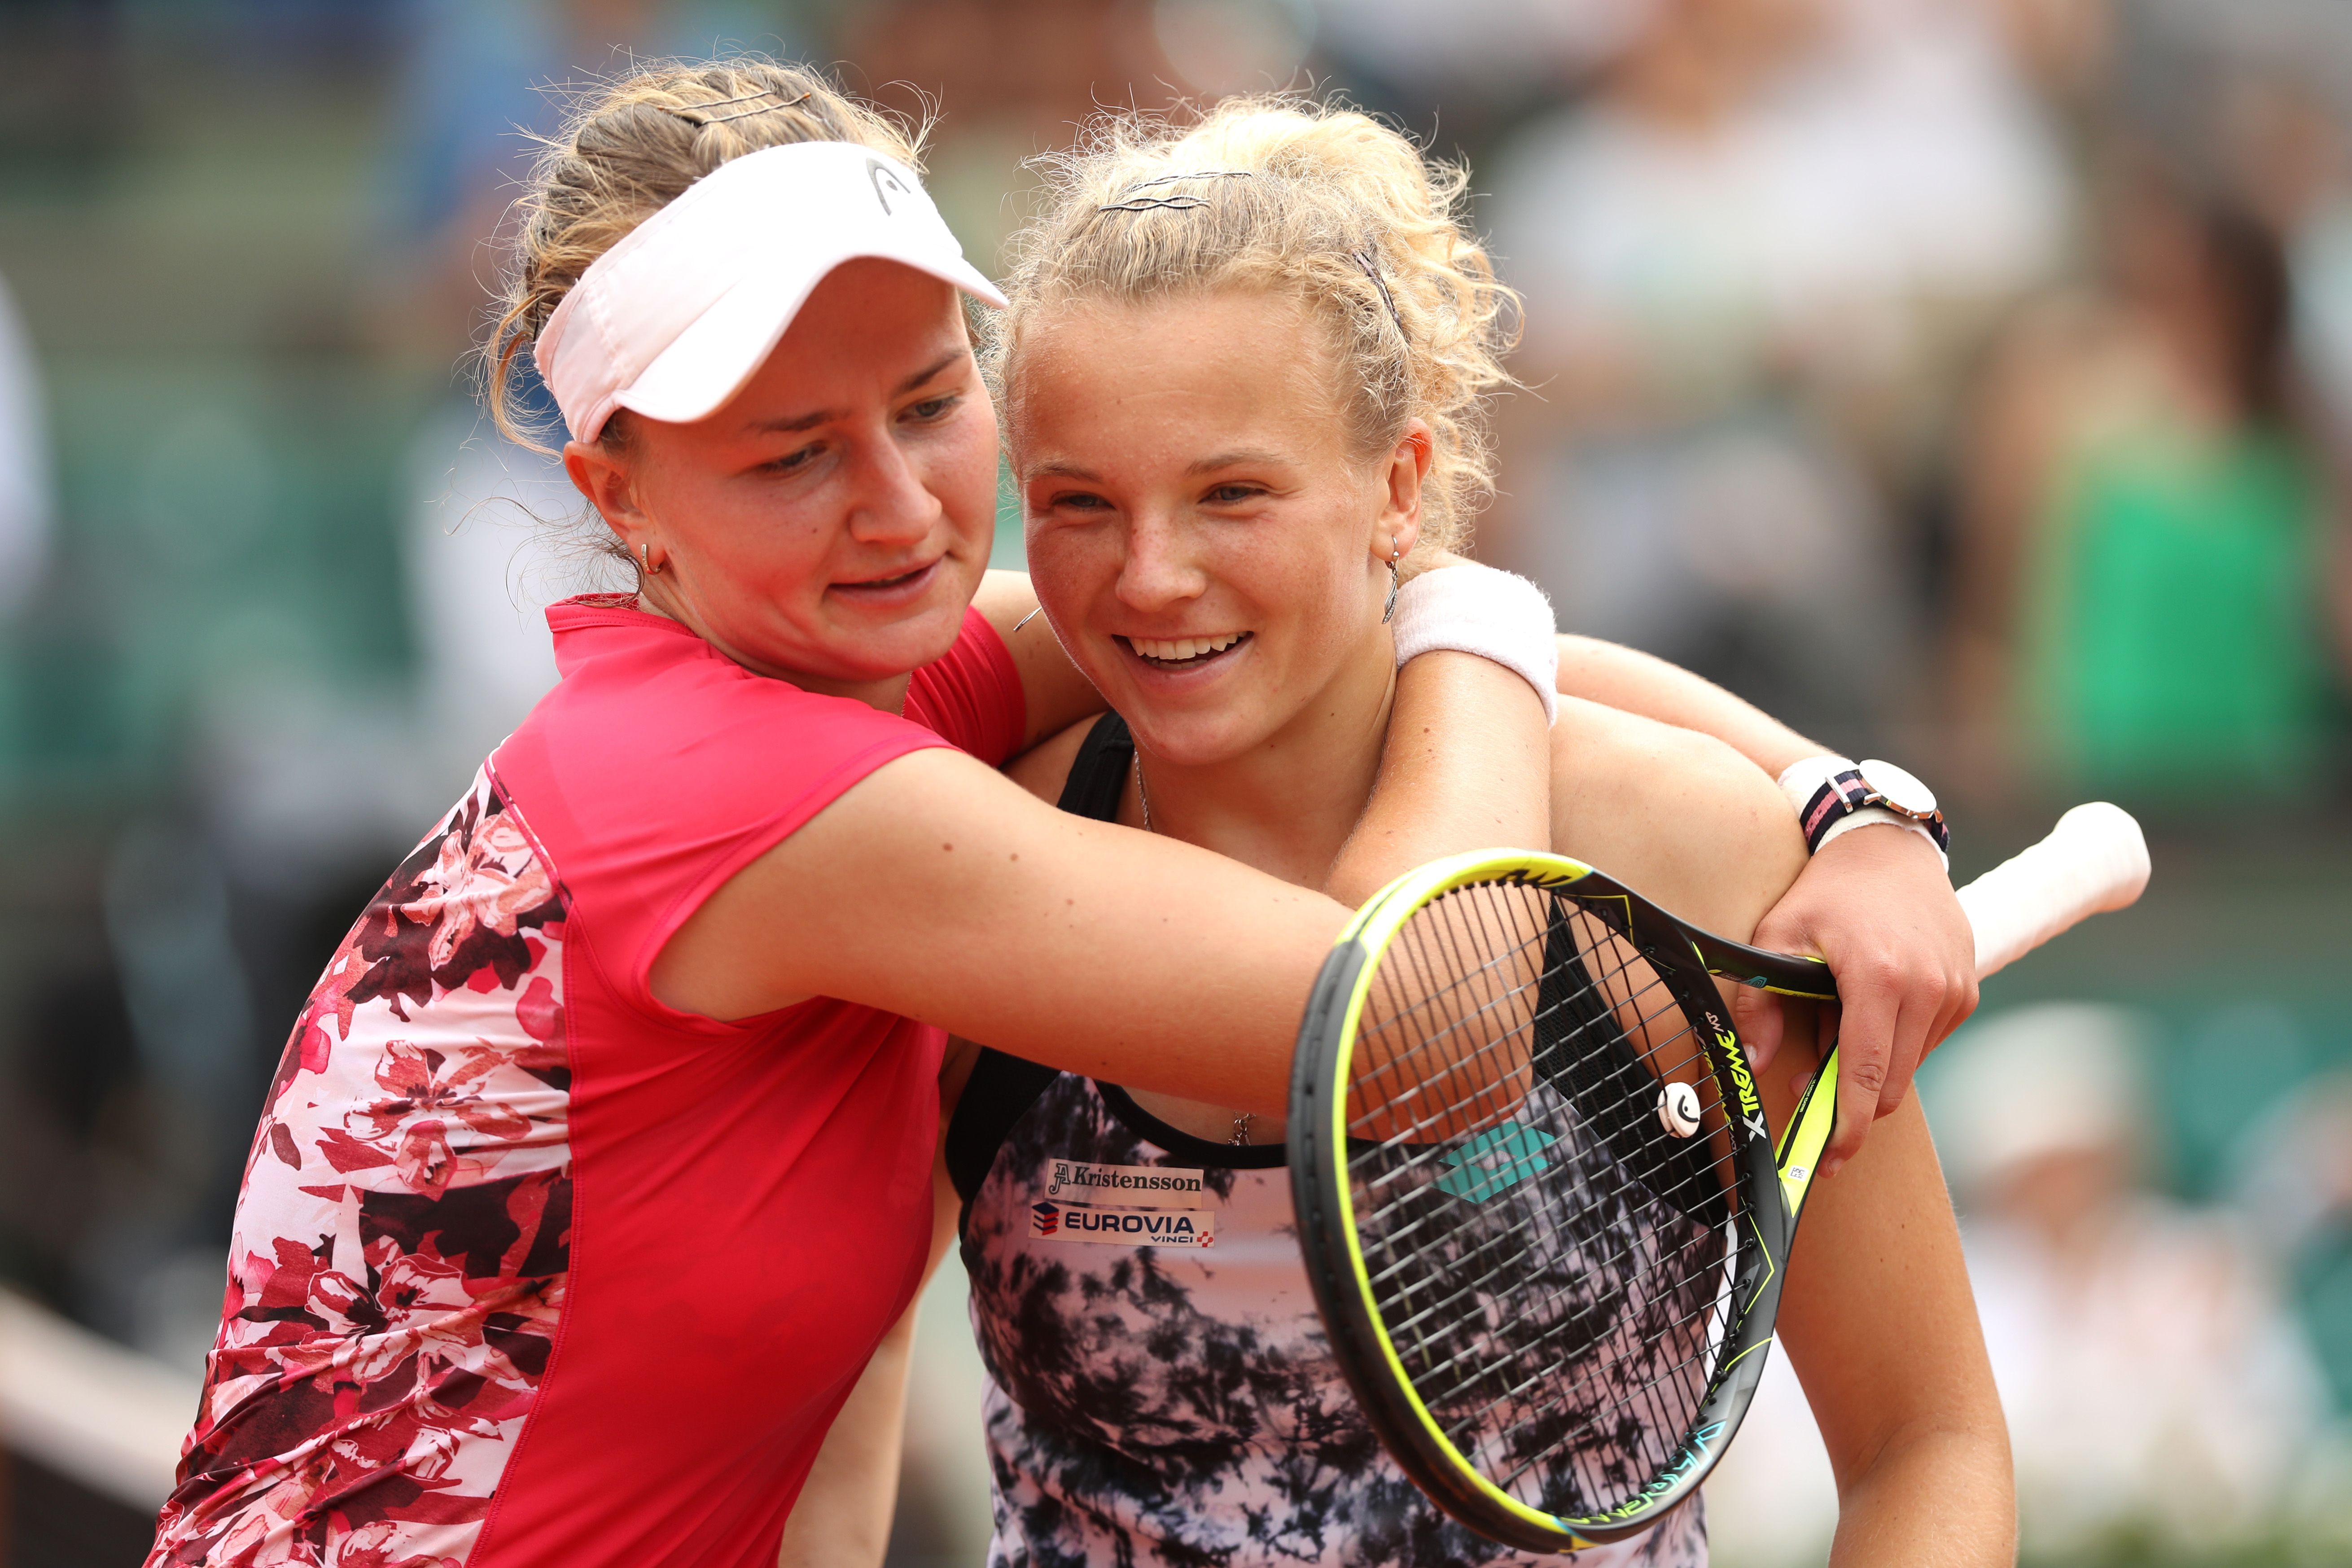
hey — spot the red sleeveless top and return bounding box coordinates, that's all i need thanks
[149,597,1025,1568]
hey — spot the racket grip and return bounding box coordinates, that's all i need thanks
[1955,802,2150,979]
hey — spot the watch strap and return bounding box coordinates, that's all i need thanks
[1778,754,1952,860]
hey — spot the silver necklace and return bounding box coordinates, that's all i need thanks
[1133,749,1253,1147]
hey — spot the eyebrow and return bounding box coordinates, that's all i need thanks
[1027,448,1293,485]
[747,351,968,435]
[1185,449,1288,475]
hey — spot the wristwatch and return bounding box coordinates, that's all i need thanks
[1796,759,1950,856]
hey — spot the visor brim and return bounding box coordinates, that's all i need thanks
[615,249,1007,430]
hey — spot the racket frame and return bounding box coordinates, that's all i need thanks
[1290,849,1840,1552]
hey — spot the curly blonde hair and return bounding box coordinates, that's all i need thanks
[482,57,926,452]
[983,96,1518,560]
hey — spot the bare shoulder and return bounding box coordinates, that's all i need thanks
[972,568,1038,643]
[973,569,1106,749]
[1005,714,1098,805]
[1548,696,1802,931]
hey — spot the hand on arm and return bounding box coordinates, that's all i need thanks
[1555,634,1978,1160]
[1737,826,1977,1175]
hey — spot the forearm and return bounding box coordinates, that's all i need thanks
[1780,1095,2011,1562]
[1555,634,1822,777]
[1829,1421,2015,1568]
[778,1305,919,1568]
[1327,650,1552,906]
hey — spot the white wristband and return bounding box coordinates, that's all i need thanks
[1775,754,1947,867]
[1390,562,1559,724]
[1818,807,1944,862]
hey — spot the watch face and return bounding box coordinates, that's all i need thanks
[1858,759,1937,816]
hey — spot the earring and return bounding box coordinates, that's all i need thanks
[639,540,661,576]
[1381,541,1402,624]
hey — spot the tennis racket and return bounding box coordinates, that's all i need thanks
[1287,802,2149,1551]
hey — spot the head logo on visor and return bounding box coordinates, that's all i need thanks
[868,157,913,215]
[534,141,1006,443]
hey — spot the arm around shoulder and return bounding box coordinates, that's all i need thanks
[651,745,1347,1113]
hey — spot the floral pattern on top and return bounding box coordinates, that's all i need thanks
[148,766,574,1568]
[964,1072,1706,1568]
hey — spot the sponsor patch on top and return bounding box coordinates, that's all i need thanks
[1030,1200,1215,1248]
[1042,1159,1206,1207]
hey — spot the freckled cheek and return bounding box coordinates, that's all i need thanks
[1027,526,1133,680]
[1024,525,1116,619]
[1210,536,1332,647]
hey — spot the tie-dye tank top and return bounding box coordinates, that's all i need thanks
[946,714,1704,1568]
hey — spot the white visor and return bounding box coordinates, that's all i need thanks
[534,141,1007,442]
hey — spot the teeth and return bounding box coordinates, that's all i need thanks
[1132,632,1244,662]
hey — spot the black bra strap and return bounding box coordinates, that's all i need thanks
[946,1049,1062,1217]
[947,712,1136,1235]
[1055,711,1134,821]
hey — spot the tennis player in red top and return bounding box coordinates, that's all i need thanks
[147,60,1974,1568]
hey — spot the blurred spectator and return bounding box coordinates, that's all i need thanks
[0,271,54,618]
[835,0,1179,272]
[2231,1068,2352,1415]
[1954,158,2349,803]
[1312,0,1642,143]
[1483,0,2066,750]
[1934,1003,2329,1558]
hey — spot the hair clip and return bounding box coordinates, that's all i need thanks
[661,88,813,128]
[1355,248,1404,337]
[1096,195,1214,214]
[1115,169,1256,197]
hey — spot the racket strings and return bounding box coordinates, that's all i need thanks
[1340,882,1754,1518]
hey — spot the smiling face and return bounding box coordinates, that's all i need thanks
[564,258,1000,702]
[1012,289,1425,767]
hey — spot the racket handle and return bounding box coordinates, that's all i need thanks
[1955,802,2149,979]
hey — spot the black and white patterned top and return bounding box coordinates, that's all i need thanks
[946,715,1706,1568]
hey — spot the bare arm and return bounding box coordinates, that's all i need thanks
[1766,1050,2015,1567]
[1327,649,1552,905]
[654,748,1345,1114]
[777,1303,915,1568]
[1555,634,1978,1171]
[1549,700,2009,1560]
[779,1148,964,1567]
[1556,633,1822,776]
